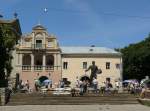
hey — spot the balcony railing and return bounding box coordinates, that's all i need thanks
[45,65,54,70]
[34,65,43,70]
[22,65,61,71]
[32,44,46,49]
[22,65,31,70]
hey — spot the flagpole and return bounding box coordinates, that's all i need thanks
[38,8,48,25]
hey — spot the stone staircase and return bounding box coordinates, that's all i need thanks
[6,92,139,105]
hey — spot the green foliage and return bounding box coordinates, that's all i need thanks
[121,34,150,80]
[0,24,16,80]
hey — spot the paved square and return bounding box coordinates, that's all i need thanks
[0,105,150,111]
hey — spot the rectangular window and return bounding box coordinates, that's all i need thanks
[63,62,68,69]
[36,40,42,48]
[48,41,53,47]
[106,62,110,69]
[116,63,120,69]
[83,62,87,69]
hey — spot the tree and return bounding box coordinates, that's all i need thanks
[0,19,21,87]
[120,34,150,80]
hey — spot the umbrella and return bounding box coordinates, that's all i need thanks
[123,80,132,83]
[123,79,138,84]
[43,79,52,85]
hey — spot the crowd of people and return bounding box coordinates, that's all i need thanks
[15,60,150,98]
[73,77,121,96]
[18,80,31,93]
[15,78,150,99]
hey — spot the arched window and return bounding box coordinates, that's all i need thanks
[46,55,54,66]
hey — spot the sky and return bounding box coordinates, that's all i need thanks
[1,0,150,48]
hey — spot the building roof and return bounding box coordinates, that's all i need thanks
[61,46,121,55]
[32,24,46,30]
[0,18,22,37]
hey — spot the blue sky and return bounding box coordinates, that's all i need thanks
[1,0,150,48]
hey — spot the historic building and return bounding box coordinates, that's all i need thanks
[12,24,122,89]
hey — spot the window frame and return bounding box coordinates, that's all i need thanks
[63,62,68,69]
[83,62,87,69]
[106,62,110,69]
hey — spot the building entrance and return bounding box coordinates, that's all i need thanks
[38,76,48,83]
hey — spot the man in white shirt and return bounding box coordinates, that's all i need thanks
[93,77,98,94]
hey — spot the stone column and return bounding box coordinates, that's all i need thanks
[20,54,23,71]
[20,54,23,66]
[57,54,61,70]
[31,54,34,71]
[43,33,46,48]
[43,54,46,70]
[54,54,57,70]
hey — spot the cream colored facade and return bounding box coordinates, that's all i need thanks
[62,54,122,87]
[11,24,122,89]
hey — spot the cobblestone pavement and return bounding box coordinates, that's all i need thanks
[0,105,150,111]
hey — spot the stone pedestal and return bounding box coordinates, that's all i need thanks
[0,88,5,105]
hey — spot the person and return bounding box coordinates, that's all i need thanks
[34,79,40,91]
[79,80,84,95]
[60,80,65,88]
[83,80,87,93]
[101,82,106,96]
[25,80,29,90]
[85,61,99,84]
[19,80,24,89]
[92,77,98,94]
[75,79,80,88]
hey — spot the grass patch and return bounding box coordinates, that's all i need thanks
[138,99,150,107]
[142,100,150,106]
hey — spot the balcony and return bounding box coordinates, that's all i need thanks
[22,65,60,71]
[34,65,43,70]
[22,65,31,70]
[45,65,54,70]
